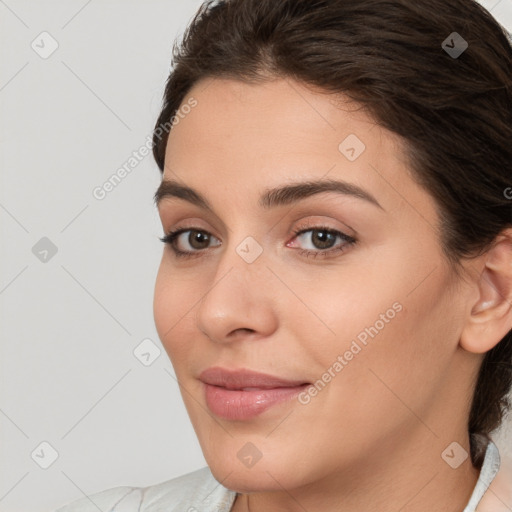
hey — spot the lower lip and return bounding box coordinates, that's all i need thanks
[203,383,310,420]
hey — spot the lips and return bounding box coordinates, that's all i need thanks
[199,367,311,420]
[199,367,309,389]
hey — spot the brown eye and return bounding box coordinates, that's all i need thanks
[159,228,221,258]
[309,229,337,250]
[289,226,357,259]
[187,230,211,250]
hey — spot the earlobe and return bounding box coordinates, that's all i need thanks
[460,230,512,355]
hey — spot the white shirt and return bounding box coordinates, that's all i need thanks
[54,438,512,512]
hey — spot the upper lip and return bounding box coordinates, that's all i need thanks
[199,367,309,390]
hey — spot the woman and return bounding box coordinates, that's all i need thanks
[55,0,512,510]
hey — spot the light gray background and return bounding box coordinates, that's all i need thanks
[1,1,512,511]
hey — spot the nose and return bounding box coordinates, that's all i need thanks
[194,240,278,344]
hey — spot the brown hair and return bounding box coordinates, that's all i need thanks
[152,0,512,468]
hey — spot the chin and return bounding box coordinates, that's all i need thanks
[207,460,289,493]
[202,442,312,493]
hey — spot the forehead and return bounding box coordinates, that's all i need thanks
[161,77,430,219]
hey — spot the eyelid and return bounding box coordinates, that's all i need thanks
[162,216,352,244]
[289,216,356,238]
[160,221,357,260]
[159,224,220,252]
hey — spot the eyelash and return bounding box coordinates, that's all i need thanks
[159,223,357,260]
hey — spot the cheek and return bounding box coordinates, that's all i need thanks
[303,249,456,397]
[153,263,194,364]
[334,268,459,423]
[153,264,171,340]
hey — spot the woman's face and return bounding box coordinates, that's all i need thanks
[153,77,476,492]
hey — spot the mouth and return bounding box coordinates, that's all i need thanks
[199,367,311,420]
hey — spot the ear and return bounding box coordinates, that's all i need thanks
[460,228,512,354]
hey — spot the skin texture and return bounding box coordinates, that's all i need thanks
[153,77,512,512]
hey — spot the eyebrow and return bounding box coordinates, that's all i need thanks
[154,178,384,212]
